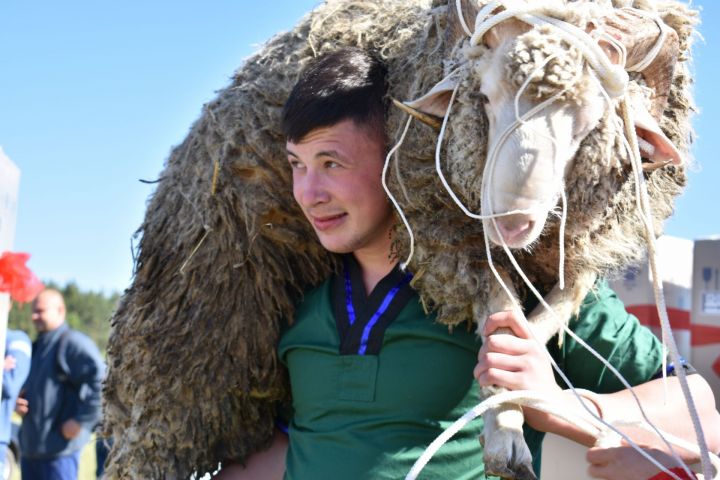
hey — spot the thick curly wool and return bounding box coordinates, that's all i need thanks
[507,26,585,102]
[103,0,698,478]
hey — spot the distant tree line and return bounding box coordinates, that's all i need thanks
[8,281,119,354]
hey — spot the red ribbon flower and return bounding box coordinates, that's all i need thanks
[0,251,44,303]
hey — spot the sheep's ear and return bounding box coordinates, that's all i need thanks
[404,75,459,120]
[628,91,683,166]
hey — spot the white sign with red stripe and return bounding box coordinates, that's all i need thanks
[691,239,720,404]
[610,236,694,360]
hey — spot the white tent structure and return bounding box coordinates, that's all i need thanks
[0,147,21,394]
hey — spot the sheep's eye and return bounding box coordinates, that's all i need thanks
[478,93,490,106]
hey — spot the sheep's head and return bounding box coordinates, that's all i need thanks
[404,0,683,249]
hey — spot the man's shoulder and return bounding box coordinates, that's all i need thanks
[63,327,91,343]
[60,328,101,358]
[303,277,333,299]
[7,329,31,345]
[6,330,32,357]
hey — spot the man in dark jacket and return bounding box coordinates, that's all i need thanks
[19,289,105,480]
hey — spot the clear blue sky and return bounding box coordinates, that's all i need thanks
[1,1,718,294]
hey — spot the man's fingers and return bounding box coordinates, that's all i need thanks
[483,309,532,339]
[475,366,525,390]
[480,333,531,357]
[587,447,618,464]
[476,351,524,374]
[587,462,611,479]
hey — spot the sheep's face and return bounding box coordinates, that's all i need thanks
[404,4,683,253]
[476,22,606,249]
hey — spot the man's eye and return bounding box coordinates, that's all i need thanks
[326,161,340,168]
[289,160,304,169]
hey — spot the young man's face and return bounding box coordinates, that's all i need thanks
[287,119,394,257]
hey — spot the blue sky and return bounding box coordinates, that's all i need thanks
[1,1,718,294]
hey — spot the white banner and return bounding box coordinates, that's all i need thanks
[0,147,20,253]
[0,147,21,389]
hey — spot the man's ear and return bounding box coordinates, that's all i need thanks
[628,89,683,165]
[404,75,459,120]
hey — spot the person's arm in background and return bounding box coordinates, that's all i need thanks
[474,310,720,464]
[60,332,105,440]
[3,331,32,402]
[587,443,704,480]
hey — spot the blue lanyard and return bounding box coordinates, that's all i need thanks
[344,266,412,355]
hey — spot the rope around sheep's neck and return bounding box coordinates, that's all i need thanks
[383,115,415,271]
[404,389,720,480]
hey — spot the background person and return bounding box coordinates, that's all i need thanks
[19,289,105,480]
[0,327,31,477]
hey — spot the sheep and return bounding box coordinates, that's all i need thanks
[101,0,697,478]
[396,1,694,477]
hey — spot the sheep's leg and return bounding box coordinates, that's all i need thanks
[478,269,536,480]
[480,270,597,479]
[525,270,597,346]
[481,384,537,480]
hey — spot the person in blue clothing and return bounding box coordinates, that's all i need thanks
[1,328,31,476]
[19,289,105,480]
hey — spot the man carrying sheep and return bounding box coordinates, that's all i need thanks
[217,48,719,480]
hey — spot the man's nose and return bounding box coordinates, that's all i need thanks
[299,172,330,206]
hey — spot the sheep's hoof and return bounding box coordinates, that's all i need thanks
[481,429,537,480]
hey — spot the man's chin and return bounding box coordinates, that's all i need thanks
[316,236,354,255]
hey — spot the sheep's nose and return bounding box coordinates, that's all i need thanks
[492,215,533,245]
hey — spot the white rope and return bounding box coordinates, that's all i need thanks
[382,116,416,271]
[624,9,669,72]
[477,153,681,475]
[619,97,714,480]
[476,63,697,480]
[592,78,711,478]
[466,1,628,98]
[590,27,628,70]
[558,188,567,290]
[411,46,678,472]
[479,124,691,474]
[482,214,694,478]
[455,0,474,37]
[405,389,720,480]
[435,57,567,223]
[427,40,670,456]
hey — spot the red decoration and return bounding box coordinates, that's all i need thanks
[648,467,698,480]
[0,251,44,303]
[690,324,720,346]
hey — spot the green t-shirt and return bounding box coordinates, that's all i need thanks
[278,261,662,480]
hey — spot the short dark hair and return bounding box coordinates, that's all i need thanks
[281,48,389,143]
